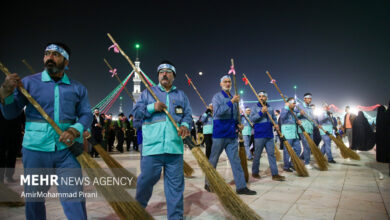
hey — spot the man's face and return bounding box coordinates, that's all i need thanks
[259,94,268,103]
[43,50,68,75]
[245,109,251,115]
[208,104,213,111]
[289,100,296,109]
[158,68,174,88]
[220,78,232,91]
[94,109,99,115]
[304,97,312,105]
[345,107,350,113]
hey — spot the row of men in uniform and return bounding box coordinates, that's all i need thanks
[0,42,339,220]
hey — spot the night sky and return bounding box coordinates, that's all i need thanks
[1,0,389,116]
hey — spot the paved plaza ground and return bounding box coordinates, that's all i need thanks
[1,142,389,220]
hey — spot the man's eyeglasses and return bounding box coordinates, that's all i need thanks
[44,51,61,57]
[158,69,173,74]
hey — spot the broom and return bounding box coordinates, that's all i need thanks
[0,63,153,220]
[104,59,194,177]
[243,74,309,177]
[325,113,360,160]
[293,101,359,160]
[274,144,282,162]
[230,59,249,182]
[265,71,328,171]
[0,183,25,207]
[107,33,262,220]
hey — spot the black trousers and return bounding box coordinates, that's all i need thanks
[204,134,213,159]
[0,135,19,182]
[116,131,124,153]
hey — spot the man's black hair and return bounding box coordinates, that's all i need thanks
[304,93,312,97]
[158,60,176,76]
[275,110,281,114]
[45,42,72,58]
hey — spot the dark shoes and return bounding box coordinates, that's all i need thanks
[236,187,257,195]
[329,160,336,164]
[204,185,213,193]
[252,173,261,179]
[272,174,286,181]
[283,168,294,172]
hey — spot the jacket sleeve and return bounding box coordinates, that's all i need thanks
[133,89,154,121]
[1,81,29,120]
[212,93,232,117]
[250,105,265,123]
[70,85,93,134]
[279,106,290,123]
[179,92,193,129]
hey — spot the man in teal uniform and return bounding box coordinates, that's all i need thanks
[280,97,302,172]
[133,61,192,220]
[199,103,213,158]
[318,104,337,163]
[297,93,315,169]
[241,108,253,160]
[0,42,92,219]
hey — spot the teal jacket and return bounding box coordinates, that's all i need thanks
[133,84,193,156]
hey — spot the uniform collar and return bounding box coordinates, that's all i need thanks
[42,70,70,84]
[158,83,176,92]
[221,90,231,98]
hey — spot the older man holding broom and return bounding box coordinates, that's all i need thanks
[0,42,92,219]
[133,60,192,220]
[204,75,256,195]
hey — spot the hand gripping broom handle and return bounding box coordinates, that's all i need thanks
[0,62,63,135]
[184,74,208,109]
[103,58,136,103]
[107,33,180,132]
[265,70,307,133]
[242,73,285,139]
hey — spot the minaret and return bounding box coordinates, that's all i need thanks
[132,59,142,102]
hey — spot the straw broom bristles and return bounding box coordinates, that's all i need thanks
[107,33,261,219]
[0,63,153,219]
[274,144,282,162]
[77,152,154,219]
[91,142,137,188]
[183,160,194,177]
[302,132,328,170]
[242,73,308,177]
[239,139,249,182]
[0,183,25,207]
[190,144,262,220]
[329,134,360,160]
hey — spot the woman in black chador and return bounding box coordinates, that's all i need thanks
[376,104,390,176]
[351,111,376,151]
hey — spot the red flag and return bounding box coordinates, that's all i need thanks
[242,77,248,85]
[187,78,192,86]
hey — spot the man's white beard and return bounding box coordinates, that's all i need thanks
[222,86,231,92]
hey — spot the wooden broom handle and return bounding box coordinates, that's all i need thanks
[103,58,136,103]
[265,70,306,132]
[107,33,181,132]
[184,74,207,108]
[0,62,63,135]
